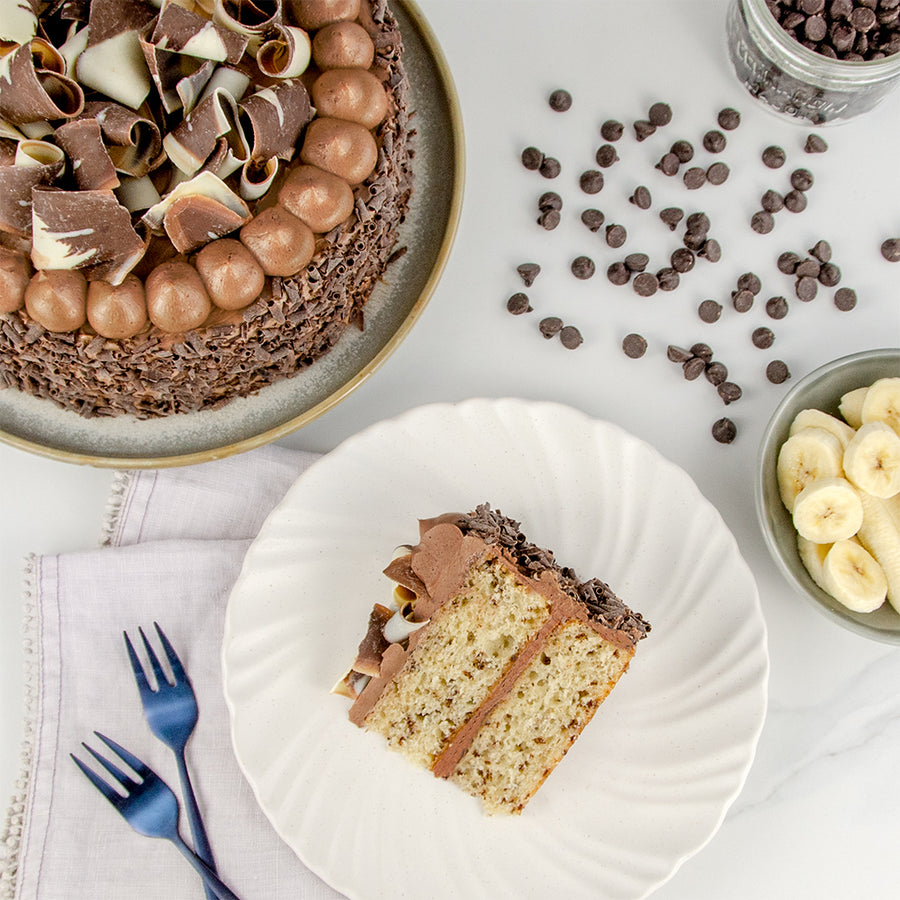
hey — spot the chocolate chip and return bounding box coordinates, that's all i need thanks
[671,140,694,163]
[752,326,775,348]
[691,342,714,362]
[595,144,619,167]
[580,170,604,194]
[657,268,681,291]
[766,359,791,384]
[809,243,831,268]
[549,89,572,111]
[703,130,727,153]
[698,299,723,322]
[762,145,786,168]
[784,189,808,212]
[795,257,821,278]
[629,185,652,209]
[539,316,563,338]
[718,107,742,130]
[539,157,561,178]
[766,295,789,319]
[790,168,815,191]
[648,102,673,126]
[605,224,627,248]
[751,210,775,234]
[634,119,656,141]
[667,344,694,363]
[706,361,729,385]
[850,6,877,30]
[796,276,818,301]
[600,120,624,142]
[818,262,841,286]
[733,289,754,312]
[881,238,900,262]
[698,239,722,262]
[777,251,801,274]
[717,381,743,405]
[683,357,707,380]
[539,191,562,211]
[581,208,605,231]
[571,256,595,279]
[507,292,532,314]
[517,262,541,286]
[683,167,707,189]
[560,325,583,349]
[660,207,684,230]
[624,252,649,272]
[656,153,681,176]
[685,212,710,235]
[622,333,648,358]
[805,133,828,153]
[738,272,762,294]
[761,189,784,212]
[712,417,737,443]
[834,287,858,310]
[537,208,560,230]
[521,147,543,170]
[607,261,631,285]
[671,248,695,273]
[633,272,659,296]
[707,162,730,185]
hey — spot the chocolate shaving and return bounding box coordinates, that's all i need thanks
[238,79,312,162]
[0,40,84,125]
[152,4,249,64]
[55,118,120,191]
[0,155,64,236]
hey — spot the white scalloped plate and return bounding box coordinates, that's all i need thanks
[222,399,768,900]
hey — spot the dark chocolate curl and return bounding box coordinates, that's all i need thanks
[164,88,245,176]
[212,0,282,52]
[140,35,214,114]
[0,155,64,236]
[163,194,250,253]
[30,186,145,285]
[85,0,157,46]
[54,118,120,191]
[80,101,163,178]
[0,41,85,125]
[238,79,312,162]
[152,4,249,64]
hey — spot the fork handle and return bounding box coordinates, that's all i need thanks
[171,832,243,900]
[175,752,219,900]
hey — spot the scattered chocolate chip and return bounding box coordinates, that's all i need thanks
[809,239,832,262]
[537,208,560,230]
[738,272,762,294]
[712,417,737,443]
[549,89,572,112]
[622,333,648,358]
[834,287,858,311]
[881,238,900,262]
[752,326,775,348]
[648,102,673,126]
[698,238,722,262]
[581,208,605,231]
[656,152,681,176]
[717,381,742,405]
[698,299,723,322]
[804,133,828,153]
[762,145,786,168]
[539,191,562,211]
[691,342,713,362]
[633,272,659,296]
[795,257,821,278]
[671,140,694,163]
[634,119,656,141]
[733,289,754,312]
[703,129,727,153]
[624,252,649,272]
[751,210,775,234]
[607,262,631,285]
[539,157,561,179]
[539,316,563,338]
[595,144,619,167]
[667,344,694,363]
[784,189,808,213]
[818,262,841,286]
[657,267,681,291]
[683,357,706,380]
[521,147,544,170]
[571,256,595,279]
[580,170,604,194]
[777,251,801,274]
[683,230,706,251]
[766,295,789,319]
[796,275,818,301]
[507,292,532,314]
[560,325,583,349]
[600,120,624,142]
[629,185,652,209]
[766,359,791,384]
[660,207,684,230]
[790,168,815,191]
[683,167,707,189]
[671,248,695,273]
[517,262,541,286]
[605,223,627,248]
[718,108,742,130]
[686,212,710,235]
[706,361,729,385]
[761,189,785,212]
[706,162,730,185]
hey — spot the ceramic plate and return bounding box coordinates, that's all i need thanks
[223,399,768,900]
[0,0,463,468]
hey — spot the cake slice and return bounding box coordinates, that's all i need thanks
[336,504,650,814]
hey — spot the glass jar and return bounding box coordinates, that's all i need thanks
[726,0,900,124]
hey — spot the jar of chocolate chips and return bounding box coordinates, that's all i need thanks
[727,0,900,123]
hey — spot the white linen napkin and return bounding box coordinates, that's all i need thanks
[0,445,346,900]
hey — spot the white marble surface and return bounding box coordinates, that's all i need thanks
[2,0,899,896]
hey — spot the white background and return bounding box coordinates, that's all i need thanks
[2,0,900,896]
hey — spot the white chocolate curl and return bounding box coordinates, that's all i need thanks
[257,25,311,79]
[142,170,250,233]
[0,0,38,46]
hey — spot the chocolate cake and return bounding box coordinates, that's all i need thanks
[0,0,414,417]
[336,504,650,815]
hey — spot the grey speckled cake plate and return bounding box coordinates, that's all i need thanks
[0,0,463,468]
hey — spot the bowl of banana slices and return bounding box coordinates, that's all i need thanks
[757,348,900,643]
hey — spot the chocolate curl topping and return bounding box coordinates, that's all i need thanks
[81,101,163,178]
[0,41,85,125]
[164,88,246,176]
[54,118,120,191]
[212,0,282,52]
[152,4,250,64]
[176,60,217,115]
[163,193,249,253]
[140,35,213,115]
[0,145,65,236]
[0,0,39,46]
[239,79,312,162]
[257,24,312,78]
[85,0,157,46]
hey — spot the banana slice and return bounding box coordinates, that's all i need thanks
[792,476,863,543]
[839,387,867,429]
[789,408,855,448]
[777,427,845,512]
[857,491,900,612]
[843,421,900,498]
[861,376,900,437]
[797,535,830,587]
[821,538,887,612]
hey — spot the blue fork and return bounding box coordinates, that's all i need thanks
[72,733,242,900]
[124,624,217,900]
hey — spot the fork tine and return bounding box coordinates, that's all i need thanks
[139,625,170,691]
[124,631,153,697]
[81,740,139,793]
[94,731,152,780]
[153,622,188,683]
[71,752,124,805]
